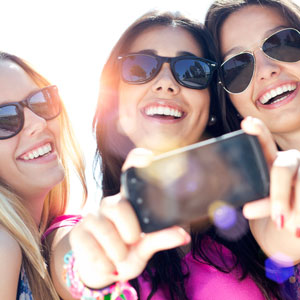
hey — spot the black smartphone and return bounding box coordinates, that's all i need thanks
[121,130,269,233]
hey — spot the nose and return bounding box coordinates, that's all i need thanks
[151,64,180,95]
[254,49,281,82]
[22,107,47,136]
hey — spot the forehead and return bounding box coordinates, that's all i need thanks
[0,59,38,103]
[128,25,203,57]
[220,5,290,55]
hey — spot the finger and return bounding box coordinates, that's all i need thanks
[80,213,128,263]
[135,226,190,262]
[122,148,154,171]
[241,117,277,167]
[270,150,300,227]
[289,166,300,236]
[101,194,141,244]
[243,198,271,219]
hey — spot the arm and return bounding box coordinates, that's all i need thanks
[49,149,189,299]
[0,225,22,300]
[242,117,300,265]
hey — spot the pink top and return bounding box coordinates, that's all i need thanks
[42,215,82,240]
[44,215,269,299]
[138,239,266,300]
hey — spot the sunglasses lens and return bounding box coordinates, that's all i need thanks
[221,53,254,94]
[174,58,213,89]
[28,86,61,120]
[0,105,22,139]
[121,54,159,83]
[263,29,300,62]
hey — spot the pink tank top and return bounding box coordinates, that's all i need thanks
[138,239,267,300]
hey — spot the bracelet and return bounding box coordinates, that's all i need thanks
[63,250,137,300]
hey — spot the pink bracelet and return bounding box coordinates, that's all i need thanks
[63,250,137,300]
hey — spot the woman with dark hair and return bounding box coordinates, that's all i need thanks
[45,10,300,300]
[205,0,300,298]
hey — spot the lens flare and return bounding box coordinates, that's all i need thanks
[209,201,249,241]
[265,254,294,284]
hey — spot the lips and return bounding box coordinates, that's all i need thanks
[19,142,53,161]
[143,103,185,120]
[258,83,297,105]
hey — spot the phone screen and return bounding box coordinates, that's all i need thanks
[121,130,269,233]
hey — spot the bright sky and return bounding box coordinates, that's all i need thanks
[2,0,300,209]
[0,0,214,208]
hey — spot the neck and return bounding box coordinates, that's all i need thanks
[273,130,300,151]
[22,192,48,227]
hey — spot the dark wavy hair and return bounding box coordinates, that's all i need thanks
[205,0,300,133]
[92,9,280,300]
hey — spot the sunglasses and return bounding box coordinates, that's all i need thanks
[0,85,61,140]
[118,53,217,90]
[219,28,300,94]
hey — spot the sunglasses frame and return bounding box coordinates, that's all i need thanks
[0,85,61,140]
[219,27,300,94]
[118,53,218,90]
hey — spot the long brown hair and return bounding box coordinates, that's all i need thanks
[0,52,87,299]
[205,0,300,132]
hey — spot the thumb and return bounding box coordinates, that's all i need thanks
[122,148,154,171]
[241,117,277,167]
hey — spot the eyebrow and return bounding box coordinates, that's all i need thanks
[223,25,289,58]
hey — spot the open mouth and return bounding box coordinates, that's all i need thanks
[258,83,297,105]
[144,105,184,120]
[20,143,53,161]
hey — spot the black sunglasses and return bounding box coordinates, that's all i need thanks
[118,53,217,90]
[219,28,300,94]
[0,85,61,139]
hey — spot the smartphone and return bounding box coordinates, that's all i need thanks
[121,130,269,233]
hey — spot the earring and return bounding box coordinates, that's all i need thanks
[208,115,217,126]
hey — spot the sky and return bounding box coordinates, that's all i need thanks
[2,0,300,210]
[0,0,214,209]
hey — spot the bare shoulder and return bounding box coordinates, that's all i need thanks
[0,224,22,258]
[0,225,22,299]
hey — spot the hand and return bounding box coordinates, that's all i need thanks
[69,148,190,289]
[242,117,300,237]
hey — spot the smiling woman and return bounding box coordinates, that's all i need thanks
[0,52,86,300]
[117,25,214,153]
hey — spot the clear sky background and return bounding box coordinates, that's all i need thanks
[2,0,299,210]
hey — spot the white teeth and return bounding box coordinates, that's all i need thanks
[22,143,52,161]
[259,83,297,104]
[145,106,183,118]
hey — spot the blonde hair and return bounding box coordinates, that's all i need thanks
[0,52,87,298]
[0,187,60,299]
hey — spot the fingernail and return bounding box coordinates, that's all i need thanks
[296,228,300,238]
[113,271,119,276]
[275,214,284,229]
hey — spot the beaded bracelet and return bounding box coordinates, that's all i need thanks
[63,250,137,300]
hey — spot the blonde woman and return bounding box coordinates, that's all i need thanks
[0,52,86,299]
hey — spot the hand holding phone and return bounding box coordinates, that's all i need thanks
[121,130,269,233]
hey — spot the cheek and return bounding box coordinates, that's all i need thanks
[193,89,210,116]
[289,62,300,76]
[47,119,61,154]
[0,140,17,181]
[229,93,249,114]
